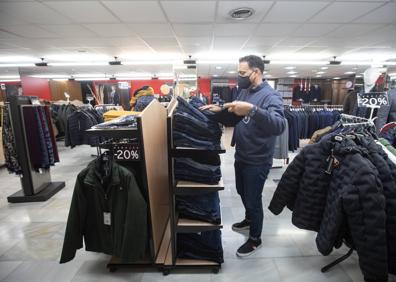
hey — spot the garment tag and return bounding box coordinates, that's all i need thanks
[104,212,111,226]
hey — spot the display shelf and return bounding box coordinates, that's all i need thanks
[175,259,219,266]
[175,178,224,194]
[85,127,138,139]
[171,145,225,158]
[176,218,222,233]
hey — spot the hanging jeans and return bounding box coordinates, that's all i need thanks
[177,230,224,263]
[234,161,272,239]
[176,192,221,224]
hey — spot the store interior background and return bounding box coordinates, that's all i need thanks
[0,0,395,102]
[0,0,396,281]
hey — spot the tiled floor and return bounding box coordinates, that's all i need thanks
[0,135,395,282]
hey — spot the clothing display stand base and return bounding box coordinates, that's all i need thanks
[321,248,353,273]
[7,181,65,203]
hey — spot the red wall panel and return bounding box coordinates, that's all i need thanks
[21,76,51,100]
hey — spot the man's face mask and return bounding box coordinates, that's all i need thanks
[238,70,255,90]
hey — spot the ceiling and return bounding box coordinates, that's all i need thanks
[1,0,396,80]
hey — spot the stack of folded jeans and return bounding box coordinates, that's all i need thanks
[173,97,222,150]
[175,157,221,184]
[177,192,221,224]
[93,115,137,129]
[177,230,224,263]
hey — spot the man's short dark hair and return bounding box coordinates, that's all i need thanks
[239,55,264,73]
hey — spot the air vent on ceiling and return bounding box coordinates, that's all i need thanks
[230,7,255,20]
[109,76,116,80]
[187,65,197,69]
[329,56,341,65]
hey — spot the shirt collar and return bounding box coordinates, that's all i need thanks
[249,81,268,94]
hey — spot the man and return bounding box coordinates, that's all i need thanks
[200,55,286,257]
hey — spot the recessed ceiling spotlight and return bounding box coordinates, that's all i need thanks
[344,71,355,74]
[289,75,297,78]
[316,75,322,78]
[285,66,295,70]
[287,71,297,74]
[215,66,222,70]
[228,70,236,74]
[333,77,341,80]
[321,67,328,70]
[355,75,363,78]
[213,74,219,77]
[229,7,255,20]
[317,71,326,74]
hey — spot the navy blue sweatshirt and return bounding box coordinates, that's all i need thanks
[214,81,286,165]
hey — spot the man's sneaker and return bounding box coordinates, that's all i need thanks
[236,238,262,257]
[232,219,250,232]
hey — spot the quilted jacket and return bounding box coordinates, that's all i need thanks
[269,136,391,281]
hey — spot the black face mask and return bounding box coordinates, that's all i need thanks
[238,72,254,90]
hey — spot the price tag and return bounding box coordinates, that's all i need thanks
[113,143,140,161]
[103,212,111,226]
[357,92,389,108]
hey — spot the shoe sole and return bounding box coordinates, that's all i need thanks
[236,244,262,258]
[232,226,250,232]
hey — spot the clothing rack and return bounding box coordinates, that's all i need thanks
[85,99,171,273]
[163,98,225,274]
[6,96,65,203]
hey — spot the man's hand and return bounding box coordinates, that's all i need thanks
[199,104,222,113]
[224,101,254,116]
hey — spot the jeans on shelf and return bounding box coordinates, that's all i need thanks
[177,230,223,263]
[177,192,221,224]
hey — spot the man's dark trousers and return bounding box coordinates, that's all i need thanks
[234,161,272,239]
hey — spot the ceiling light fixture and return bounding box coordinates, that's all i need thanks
[344,71,355,74]
[0,63,35,68]
[215,66,222,70]
[0,79,21,82]
[333,77,341,80]
[31,74,69,79]
[321,67,328,70]
[271,60,328,65]
[227,70,237,74]
[75,78,110,81]
[316,71,326,74]
[316,75,322,78]
[49,62,108,66]
[0,75,20,79]
[287,71,297,75]
[229,7,255,20]
[289,75,297,78]
[285,66,296,70]
[355,75,363,78]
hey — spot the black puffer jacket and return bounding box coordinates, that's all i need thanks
[269,137,390,281]
[315,138,387,282]
[268,141,332,231]
[359,138,396,275]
